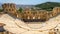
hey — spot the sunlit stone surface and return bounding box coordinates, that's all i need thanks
[0,14,60,34]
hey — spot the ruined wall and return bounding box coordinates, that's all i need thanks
[2,3,17,17]
[21,9,50,21]
[52,7,60,17]
[2,3,60,22]
[20,7,60,22]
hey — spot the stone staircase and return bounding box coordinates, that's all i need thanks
[0,14,60,34]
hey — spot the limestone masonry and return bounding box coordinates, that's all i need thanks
[1,3,60,34]
[2,3,60,22]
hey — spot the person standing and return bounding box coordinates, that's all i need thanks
[0,23,5,32]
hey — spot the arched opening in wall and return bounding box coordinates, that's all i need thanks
[12,9,14,11]
[22,15,47,22]
[9,9,11,11]
[27,16,30,19]
[50,14,53,18]
[21,12,48,22]
[57,8,60,14]
[56,8,58,14]
[13,5,15,8]
[4,11,8,14]
[2,5,4,8]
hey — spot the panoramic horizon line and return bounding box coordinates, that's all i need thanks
[1,1,60,5]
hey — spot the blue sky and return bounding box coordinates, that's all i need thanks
[0,0,60,5]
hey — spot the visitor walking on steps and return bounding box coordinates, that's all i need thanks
[0,23,5,32]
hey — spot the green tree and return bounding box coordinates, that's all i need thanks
[31,8,35,11]
[35,2,60,11]
[18,7,23,13]
[0,9,3,12]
